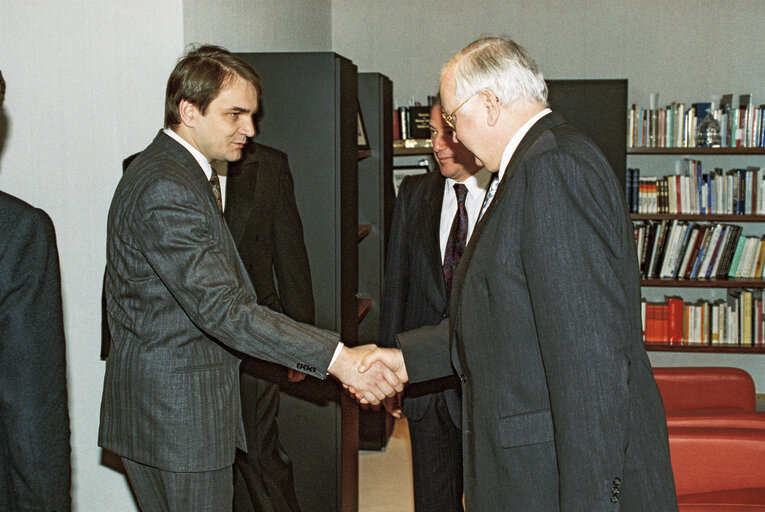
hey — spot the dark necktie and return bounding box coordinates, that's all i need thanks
[443,183,469,293]
[209,168,223,211]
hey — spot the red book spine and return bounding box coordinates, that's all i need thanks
[667,298,684,344]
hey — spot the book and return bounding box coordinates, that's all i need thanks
[667,297,684,344]
[727,235,747,279]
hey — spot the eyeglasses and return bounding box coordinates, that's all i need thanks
[441,92,477,129]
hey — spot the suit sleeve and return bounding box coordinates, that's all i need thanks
[0,208,71,510]
[379,176,413,347]
[521,151,632,510]
[134,174,338,378]
[271,155,315,325]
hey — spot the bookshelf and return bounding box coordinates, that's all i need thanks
[631,147,765,353]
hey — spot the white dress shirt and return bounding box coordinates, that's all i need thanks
[439,167,491,262]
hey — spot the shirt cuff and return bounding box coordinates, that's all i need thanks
[327,341,344,374]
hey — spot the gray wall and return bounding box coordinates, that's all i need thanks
[0,1,762,509]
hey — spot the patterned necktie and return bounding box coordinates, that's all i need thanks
[478,172,499,221]
[209,168,223,211]
[443,183,469,293]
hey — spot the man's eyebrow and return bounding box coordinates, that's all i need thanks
[227,106,254,113]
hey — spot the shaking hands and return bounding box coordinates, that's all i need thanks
[328,344,408,407]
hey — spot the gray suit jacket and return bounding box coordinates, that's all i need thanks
[398,113,677,511]
[0,191,71,511]
[98,131,338,472]
[379,170,460,424]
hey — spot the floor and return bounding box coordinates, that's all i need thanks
[358,419,414,512]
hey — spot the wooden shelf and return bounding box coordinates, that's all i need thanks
[357,298,373,324]
[627,147,765,155]
[358,224,372,242]
[632,214,765,222]
[641,279,765,288]
[645,342,765,354]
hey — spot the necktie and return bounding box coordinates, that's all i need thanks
[478,172,499,221]
[443,183,469,293]
[209,168,223,211]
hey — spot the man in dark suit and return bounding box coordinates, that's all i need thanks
[99,45,401,511]
[360,37,677,511]
[217,142,313,512]
[0,69,71,511]
[380,99,488,512]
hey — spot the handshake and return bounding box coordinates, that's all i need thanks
[327,344,408,411]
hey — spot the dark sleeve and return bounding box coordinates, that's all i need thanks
[378,176,413,347]
[396,319,452,383]
[271,155,315,325]
[0,207,71,510]
[521,149,631,510]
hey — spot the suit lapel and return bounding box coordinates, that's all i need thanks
[425,172,446,281]
[450,112,566,313]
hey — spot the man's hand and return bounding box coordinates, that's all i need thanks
[328,345,404,405]
[358,346,408,385]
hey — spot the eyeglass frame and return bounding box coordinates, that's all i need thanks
[441,92,477,129]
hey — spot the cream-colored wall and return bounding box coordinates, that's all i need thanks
[183,0,332,51]
[332,0,765,107]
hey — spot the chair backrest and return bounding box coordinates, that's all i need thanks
[653,367,756,412]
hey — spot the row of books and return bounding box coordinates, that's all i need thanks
[625,162,765,215]
[642,291,765,346]
[393,105,431,141]
[635,221,765,281]
[627,94,765,148]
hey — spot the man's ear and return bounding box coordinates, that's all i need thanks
[480,89,500,126]
[178,99,198,128]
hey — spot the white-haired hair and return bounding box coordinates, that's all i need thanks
[442,36,548,108]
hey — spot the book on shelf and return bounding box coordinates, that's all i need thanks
[627,93,763,149]
[632,220,762,282]
[394,105,431,141]
[641,292,765,346]
[626,163,765,216]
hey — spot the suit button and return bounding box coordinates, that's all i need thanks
[460,375,467,384]
[441,313,448,318]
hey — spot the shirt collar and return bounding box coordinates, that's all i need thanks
[445,167,491,200]
[163,128,213,180]
[497,108,552,182]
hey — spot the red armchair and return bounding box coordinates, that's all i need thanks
[653,367,765,430]
[653,367,765,510]
[668,426,765,511]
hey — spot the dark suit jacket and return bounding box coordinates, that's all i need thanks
[225,142,314,325]
[379,171,459,424]
[98,131,338,472]
[398,113,677,511]
[0,191,71,511]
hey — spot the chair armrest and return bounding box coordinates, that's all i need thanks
[669,427,765,496]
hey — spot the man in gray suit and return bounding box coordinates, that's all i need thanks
[380,98,488,512]
[359,37,677,511]
[99,45,401,512]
